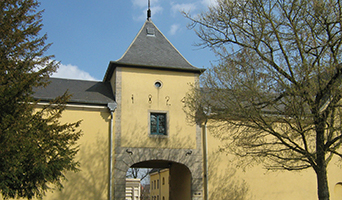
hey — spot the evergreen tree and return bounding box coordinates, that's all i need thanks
[0,1,81,199]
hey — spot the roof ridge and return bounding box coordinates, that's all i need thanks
[49,77,101,83]
[150,20,197,69]
[115,20,148,63]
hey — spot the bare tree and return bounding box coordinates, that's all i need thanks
[126,168,151,184]
[184,0,342,200]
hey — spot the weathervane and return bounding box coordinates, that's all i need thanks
[147,0,151,20]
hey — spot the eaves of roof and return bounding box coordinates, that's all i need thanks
[33,78,115,106]
[103,61,205,82]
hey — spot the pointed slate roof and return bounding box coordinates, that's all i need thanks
[104,20,204,81]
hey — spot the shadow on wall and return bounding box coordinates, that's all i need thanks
[121,121,194,149]
[52,135,108,200]
[208,151,250,200]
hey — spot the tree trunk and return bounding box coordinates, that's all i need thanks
[316,163,330,200]
[316,119,330,200]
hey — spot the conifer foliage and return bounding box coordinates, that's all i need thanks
[0,1,81,199]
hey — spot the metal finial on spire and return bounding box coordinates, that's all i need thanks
[147,0,151,20]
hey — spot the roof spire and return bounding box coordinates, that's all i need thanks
[147,0,151,20]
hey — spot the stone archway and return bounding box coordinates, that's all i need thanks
[113,148,203,200]
[131,160,192,200]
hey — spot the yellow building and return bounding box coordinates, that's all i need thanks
[24,12,342,200]
[150,169,170,200]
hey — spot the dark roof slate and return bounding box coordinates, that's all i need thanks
[33,78,115,106]
[103,20,204,81]
[118,20,197,69]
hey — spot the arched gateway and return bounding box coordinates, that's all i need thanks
[115,155,202,200]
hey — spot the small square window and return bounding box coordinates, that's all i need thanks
[147,27,155,36]
[150,113,167,135]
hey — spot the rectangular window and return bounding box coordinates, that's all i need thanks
[150,113,167,135]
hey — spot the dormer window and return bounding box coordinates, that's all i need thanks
[147,27,155,36]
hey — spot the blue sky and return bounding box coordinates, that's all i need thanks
[39,0,218,81]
